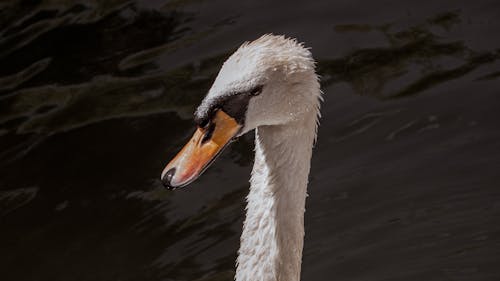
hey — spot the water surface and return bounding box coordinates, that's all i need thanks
[1,1,500,280]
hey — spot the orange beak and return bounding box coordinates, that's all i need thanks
[161,110,241,189]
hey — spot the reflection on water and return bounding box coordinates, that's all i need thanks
[1,1,500,281]
[320,11,500,99]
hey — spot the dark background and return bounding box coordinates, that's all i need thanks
[1,1,500,280]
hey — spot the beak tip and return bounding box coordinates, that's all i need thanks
[161,168,177,190]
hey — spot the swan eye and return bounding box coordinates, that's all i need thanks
[249,85,263,96]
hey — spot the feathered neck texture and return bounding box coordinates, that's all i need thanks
[235,79,321,281]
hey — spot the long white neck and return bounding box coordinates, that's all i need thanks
[235,107,318,281]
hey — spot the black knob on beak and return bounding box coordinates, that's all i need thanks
[161,168,176,190]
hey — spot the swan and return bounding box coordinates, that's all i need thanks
[161,34,321,281]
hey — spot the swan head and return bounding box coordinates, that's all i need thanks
[161,34,320,189]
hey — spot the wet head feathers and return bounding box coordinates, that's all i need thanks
[194,34,316,125]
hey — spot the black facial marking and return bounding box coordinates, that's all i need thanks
[194,104,220,128]
[220,93,252,123]
[195,85,264,127]
[196,116,209,128]
[194,113,210,128]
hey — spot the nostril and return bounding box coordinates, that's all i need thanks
[201,122,216,144]
[161,168,176,190]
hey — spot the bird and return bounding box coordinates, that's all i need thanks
[161,34,322,281]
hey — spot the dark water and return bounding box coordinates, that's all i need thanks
[1,1,500,280]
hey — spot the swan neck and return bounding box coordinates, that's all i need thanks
[236,120,315,281]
